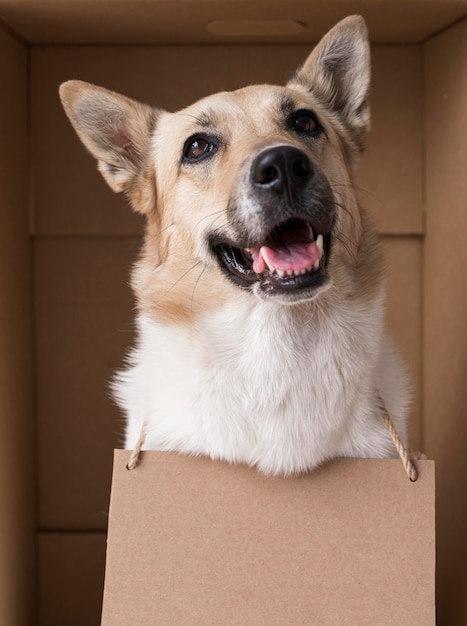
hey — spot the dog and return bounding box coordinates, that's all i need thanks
[60,14,409,475]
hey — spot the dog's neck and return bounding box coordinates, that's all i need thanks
[115,285,403,475]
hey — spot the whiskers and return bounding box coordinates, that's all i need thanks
[330,182,367,266]
[162,205,229,309]
[166,260,203,294]
[190,265,207,314]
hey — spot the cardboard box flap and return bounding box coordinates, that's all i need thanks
[0,0,465,45]
[102,451,435,625]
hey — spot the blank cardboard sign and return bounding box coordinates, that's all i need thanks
[101,452,435,625]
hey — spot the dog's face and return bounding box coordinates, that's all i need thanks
[60,15,374,315]
[154,86,342,304]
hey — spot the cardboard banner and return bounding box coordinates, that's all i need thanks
[101,451,435,625]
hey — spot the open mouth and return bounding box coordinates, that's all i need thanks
[211,217,332,297]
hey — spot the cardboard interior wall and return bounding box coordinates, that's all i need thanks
[0,26,36,626]
[423,19,467,623]
[0,2,465,624]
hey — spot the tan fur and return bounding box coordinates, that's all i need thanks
[132,212,231,325]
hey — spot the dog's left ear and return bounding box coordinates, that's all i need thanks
[289,15,370,149]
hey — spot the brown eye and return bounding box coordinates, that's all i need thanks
[291,110,322,136]
[183,135,217,162]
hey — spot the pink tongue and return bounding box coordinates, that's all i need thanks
[251,240,320,274]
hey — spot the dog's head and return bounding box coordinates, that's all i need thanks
[60,15,375,315]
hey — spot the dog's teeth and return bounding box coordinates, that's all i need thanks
[312,259,320,271]
[277,269,286,278]
[260,249,276,273]
[289,268,311,277]
[316,234,324,258]
[305,223,315,240]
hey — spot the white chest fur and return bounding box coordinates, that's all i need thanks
[114,291,407,475]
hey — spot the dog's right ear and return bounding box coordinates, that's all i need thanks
[60,81,158,211]
[289,15,371,152]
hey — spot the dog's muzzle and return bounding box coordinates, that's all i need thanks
[209,145,335,302]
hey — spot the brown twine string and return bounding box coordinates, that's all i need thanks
[380,402,419,482]
[126,406,421,481]
[126,422,147,470]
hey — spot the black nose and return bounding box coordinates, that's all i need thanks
[251,146,312,193]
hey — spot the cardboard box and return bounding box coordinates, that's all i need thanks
[0,2,465,624]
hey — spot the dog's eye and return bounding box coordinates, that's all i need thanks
[291,110,321,136]
[183,136,217,162]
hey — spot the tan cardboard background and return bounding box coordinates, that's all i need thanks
[0,26,36,626]
[424,19,467,623]
[39,533,106,626]
[0,4,466,624]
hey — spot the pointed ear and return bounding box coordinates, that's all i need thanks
[289,15,371,149]
[59,80,158,196]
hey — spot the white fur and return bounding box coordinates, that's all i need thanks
[114,284,409,475]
